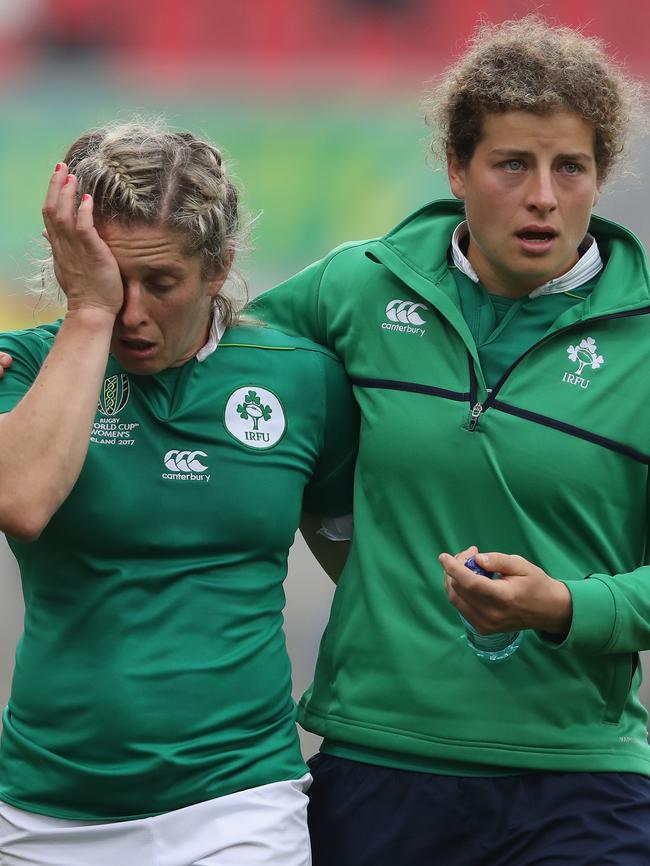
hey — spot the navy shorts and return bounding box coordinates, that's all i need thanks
[307,753,650,866]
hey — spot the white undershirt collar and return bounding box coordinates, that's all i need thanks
[450,221,603,298]
[195,303,225,362]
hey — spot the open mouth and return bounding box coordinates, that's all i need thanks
[122,339,154,349]
[516,230,557,243]
[119,338,157,356]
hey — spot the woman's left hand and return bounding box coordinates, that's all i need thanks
[439,549,573,637]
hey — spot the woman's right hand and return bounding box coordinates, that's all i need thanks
[0,353,12,380]
[42,163,124,318]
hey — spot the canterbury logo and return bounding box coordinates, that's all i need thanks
[164,450,208,472]
[385,300,427,326]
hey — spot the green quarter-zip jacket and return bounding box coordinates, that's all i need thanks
[251,199,650,775]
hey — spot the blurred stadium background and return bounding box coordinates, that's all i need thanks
[1,0,650,758]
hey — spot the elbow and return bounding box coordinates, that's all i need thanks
[8,523,45,544]
[0,499,49,543]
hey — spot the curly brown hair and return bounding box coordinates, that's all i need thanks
[423,16,644,180]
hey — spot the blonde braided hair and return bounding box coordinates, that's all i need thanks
[40,119,248,326]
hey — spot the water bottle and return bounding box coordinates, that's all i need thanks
[459,556,522,662]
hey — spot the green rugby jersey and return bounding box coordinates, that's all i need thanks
[0,321,358,820]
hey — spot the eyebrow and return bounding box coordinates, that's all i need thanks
[489,148,594,163]
[141,265,185,277]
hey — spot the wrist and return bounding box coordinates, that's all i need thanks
[64,305,117,332]
[542,579,573,637]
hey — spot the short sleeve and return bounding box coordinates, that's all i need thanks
[302,354,359,518]
[0,329,53,414]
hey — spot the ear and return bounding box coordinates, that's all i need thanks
[592,185,601,208]
[206,248,235,299]
[592,164,606,208]
[447,148,467,201]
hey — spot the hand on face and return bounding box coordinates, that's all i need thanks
[42,163,124,319]
[439,548,573,637]
[0,352,12,380]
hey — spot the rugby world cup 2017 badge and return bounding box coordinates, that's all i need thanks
[98,374,130,416]
[224,386,286,450]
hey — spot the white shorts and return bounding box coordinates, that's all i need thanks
[0,774,312,866]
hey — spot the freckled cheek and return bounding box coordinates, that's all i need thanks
[475,172,514,194]
[467,208,510,249]
[467,184,517,225]
[564,202,593,240]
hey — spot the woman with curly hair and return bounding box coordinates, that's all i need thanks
[252,16,650,866]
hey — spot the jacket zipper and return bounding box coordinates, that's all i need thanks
[466,306,650,432]
[467,362,484,431]
[468,402,483,432]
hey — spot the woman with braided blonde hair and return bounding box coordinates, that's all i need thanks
[0,121,358,865]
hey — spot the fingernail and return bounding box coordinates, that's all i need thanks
[65,176,71,185]
[55,163,62,172]
[81,194,91,202]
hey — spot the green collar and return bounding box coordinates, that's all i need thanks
[367,199,650,320]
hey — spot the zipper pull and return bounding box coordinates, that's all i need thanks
[468,402,483,431]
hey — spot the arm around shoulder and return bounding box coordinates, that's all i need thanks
[250,258,327,344]
[249,243,361,348]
